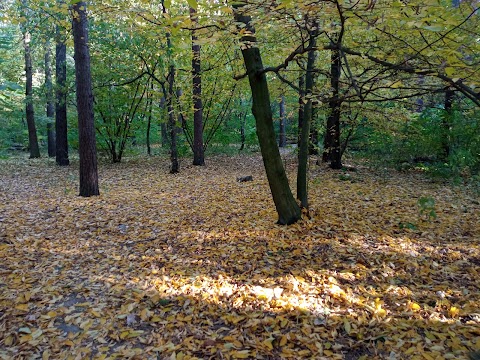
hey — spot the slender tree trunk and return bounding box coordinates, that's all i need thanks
[233,4,301,225]
[22,29,40,158]
[72,1,99,197]
[159,96,168,147]
[323,46,342,169]
[45,40,56,157]
[309,105,318,155]
[297,74,305,148]
[167,67,179,174]
[146,82,153,156]
[443,88,454,161]
[297,32,316,208]
[190,6,205,166]
[55,8,69,166]
[278,95,286,148]
[162,0,179,174]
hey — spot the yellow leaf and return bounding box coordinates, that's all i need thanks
[263,337,274,350]
[409,302,421,311]
[15,304,29,311]
[449,306,460,317]
[279,335,287,347]
[42,350,50,360]
[344,319,351,334]
[231,350,250,359]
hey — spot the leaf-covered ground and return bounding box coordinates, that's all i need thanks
[0,153,479,360]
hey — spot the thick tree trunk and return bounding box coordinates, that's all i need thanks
[72,2,99,197]
[297,33,316,208]
[278,95,286,148]
[190,7,205,166]
[45,41,56,157]
[443,88,454,161]
[55,16,69,166]
[323,47,342,169]
[233,5,300,225]
[23,31,40,158]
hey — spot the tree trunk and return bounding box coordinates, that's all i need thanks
[190,6,205,166]
[233,4,300,225]
[146,82,153,156]
[323,46,342,169]
[309,105,318,155]
[72,1,99,197]
[443,88,454,161]
[159,96,168,147]
[278,95,286,148]
[23,28,40,158]
[55,9,69,166]
[297,32,316,208]
[297,74,305,148]
[45,40,56,157]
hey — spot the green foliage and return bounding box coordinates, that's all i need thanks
[418,196,437,221]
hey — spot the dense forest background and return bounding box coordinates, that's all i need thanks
[1,0,479,185]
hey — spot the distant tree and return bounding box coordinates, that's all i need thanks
[20,0,40,158]
[190,6,204,166]
[55,0,69,166]
[72,1,99,196]
[44,40,56,157]
[278,95,286,148]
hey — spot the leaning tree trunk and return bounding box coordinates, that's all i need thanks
[72,1,99,197]
[55,5,69,166]
[190,6,205,166]
[297,32,316,208]
[278,95,287,148]
[233,4,300,225]
[22,28,40,158]
[45,40,56,157]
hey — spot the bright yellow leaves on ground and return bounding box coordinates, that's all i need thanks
[0,154,479,359]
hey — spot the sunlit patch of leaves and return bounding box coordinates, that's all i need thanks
[0,154,479,359]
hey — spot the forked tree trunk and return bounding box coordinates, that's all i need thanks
[22,26,40,158]
[297,32,316,208]
[190,6,205,166]
[55,5,69,166]
[72,1,99,196]
[45,40,56,157]
[278,95,286,148]
[233,4,300,225]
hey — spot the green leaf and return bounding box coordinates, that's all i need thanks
[187,0,197,9]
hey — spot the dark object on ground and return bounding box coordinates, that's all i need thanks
[237,175,253,182]
[9,143,26,151]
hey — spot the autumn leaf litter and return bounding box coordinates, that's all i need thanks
[0,154,479,359]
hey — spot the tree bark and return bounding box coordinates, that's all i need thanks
[233,4,300,225]
[297,32,316,208]
[323,46,342,169]
[72,1,99,196]
[45,40,56,157]
[190,6,205,166]
[22,27,40,158]
[55,7,69,166]
[278,95,286,148]
[297,74,305,148]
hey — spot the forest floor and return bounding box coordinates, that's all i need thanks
[0,152,479,360]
